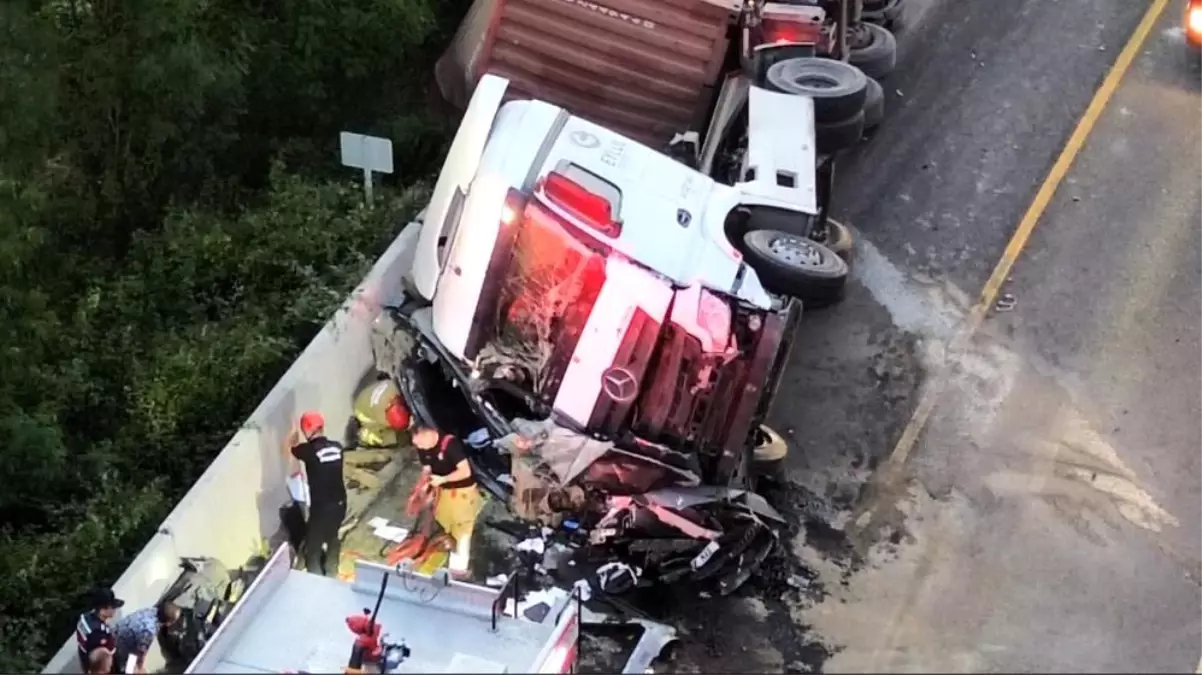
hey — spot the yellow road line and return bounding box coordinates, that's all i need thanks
[877,0,1172,477]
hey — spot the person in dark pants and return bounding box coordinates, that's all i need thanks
[76,588,121,672]
[112,599,180,674]
[286,410,348,577]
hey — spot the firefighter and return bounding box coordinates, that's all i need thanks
[410,425,482,579]
[286,411,347,577]
[341,374,412,492]
[350,374,410,449]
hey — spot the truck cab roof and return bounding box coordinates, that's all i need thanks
[479,97,760,300]
[409,75,775,315]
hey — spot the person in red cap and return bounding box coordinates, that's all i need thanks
[285,410,346,577]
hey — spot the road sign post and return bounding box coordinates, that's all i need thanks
[339,131,394,206]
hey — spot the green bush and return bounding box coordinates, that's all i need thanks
[0,0,464,669]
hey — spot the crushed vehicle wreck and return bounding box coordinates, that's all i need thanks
[38,2,910,672]
[364,0,895,599]
[362,0,903,605]
[368,64,841,596]
[497,419,787,595]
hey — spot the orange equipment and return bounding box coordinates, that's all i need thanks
[385,474,453,571]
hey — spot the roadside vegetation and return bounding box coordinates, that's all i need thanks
[0,1,467,669]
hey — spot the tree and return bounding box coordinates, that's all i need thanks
[0,0,464,668]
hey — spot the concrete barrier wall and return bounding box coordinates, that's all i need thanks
[43,222,422,674]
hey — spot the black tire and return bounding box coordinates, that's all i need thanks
[818,219,856,266]
[863,76,885,129]
[743,206,814,241]
[863,0,905,31]
[742,229,848,304]
[764,57,868,124]
[752,424,788,464]
[848,22,898,80]
[816,111,865,154]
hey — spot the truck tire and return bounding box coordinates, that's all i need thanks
[753,425,789,464]
[816,111,866,154]
[864,0,906,31]
[818,219,856,266]
[742,229,848,305]
[848,22,898,80]
[765,57,868,124]
[863,76,885,130]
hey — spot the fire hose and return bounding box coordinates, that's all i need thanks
[385,473,454,569]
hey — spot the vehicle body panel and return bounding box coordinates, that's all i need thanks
[551,257,675,426]
[424,97,774,349]
[736,84,820,215]
[435,0,736,146]
[412,75,512,301]
[535,114,757,295]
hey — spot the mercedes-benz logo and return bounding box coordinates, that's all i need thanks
[600,366,638,403]
[568,130,601,149]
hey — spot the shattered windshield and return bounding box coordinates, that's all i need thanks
[478,202,607,398]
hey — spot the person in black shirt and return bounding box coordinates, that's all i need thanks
[410,426,482,580]
[76,587,121,672]
[286,410,347,577]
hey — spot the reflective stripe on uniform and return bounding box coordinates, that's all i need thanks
[369,381,390,407]
[449,535,471,573]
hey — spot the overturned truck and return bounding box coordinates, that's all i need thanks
[371,0,893,597]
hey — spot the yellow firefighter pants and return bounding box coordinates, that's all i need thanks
[434,486,483,574]
[354,410,398,448]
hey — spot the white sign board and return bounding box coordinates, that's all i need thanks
[339,131,394,205]
[339,132,394,174]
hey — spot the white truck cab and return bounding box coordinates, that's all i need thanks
[408,74,823,359]
[386,73,825,489]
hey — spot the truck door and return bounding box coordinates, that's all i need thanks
[408,74,510,301]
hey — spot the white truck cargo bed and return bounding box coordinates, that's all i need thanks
[188,544,579,674]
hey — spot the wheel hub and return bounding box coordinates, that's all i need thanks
[849,23,875,50]
[769,236,823,267]
[792,74,839,89]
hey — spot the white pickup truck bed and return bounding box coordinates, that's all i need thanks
[188,545,577,674]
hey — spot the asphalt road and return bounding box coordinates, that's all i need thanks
[654,1,1201,672]
[783,0,1202,667]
